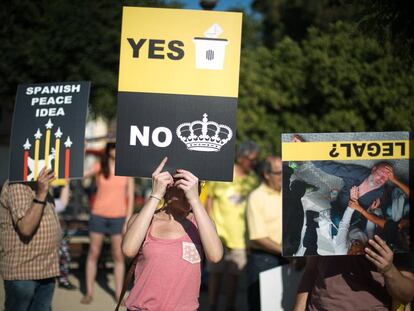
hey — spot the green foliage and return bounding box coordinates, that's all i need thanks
[0,0,182,120]
[237,22,414,155]
[358,0,414,61]
[251,0,362,47]
[2,0,413,159]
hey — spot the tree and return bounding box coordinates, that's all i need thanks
[237,22,414,154]
[251,0,362,47]
[0,0,182,121]
[358,0,414,61]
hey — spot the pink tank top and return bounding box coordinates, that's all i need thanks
[125,215,203,311]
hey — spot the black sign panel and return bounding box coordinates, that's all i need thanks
[115,92,236,181]
[9,81,90,182]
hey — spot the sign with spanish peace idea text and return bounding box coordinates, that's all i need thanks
[9,81,90,182]
[115,7,242,181]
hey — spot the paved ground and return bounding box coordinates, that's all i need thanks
[0,267,248,311]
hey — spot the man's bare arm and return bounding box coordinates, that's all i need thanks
[293,256,319,311]
[365,235,414,304]
[16,168,55,237]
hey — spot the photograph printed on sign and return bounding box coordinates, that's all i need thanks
[8,81,90,182]
[282,132,411,256]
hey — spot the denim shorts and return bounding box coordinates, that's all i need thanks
[89,214,125,235]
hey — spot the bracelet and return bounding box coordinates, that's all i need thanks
[149,194,162,202]
[33,198,47,206]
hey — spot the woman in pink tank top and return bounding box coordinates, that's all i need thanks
[122,157,223,311]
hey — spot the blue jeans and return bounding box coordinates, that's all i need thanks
[4,278,55,311]
[247,250,287,311]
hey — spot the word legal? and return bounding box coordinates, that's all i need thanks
[329,142,406,158]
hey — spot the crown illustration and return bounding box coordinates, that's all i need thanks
[176,113,233,152]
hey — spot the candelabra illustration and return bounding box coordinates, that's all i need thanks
[44,119,53,168]
[22,119,73,181]
[33,128,42,180]
[54,127,62,177]
[22,139,31,181]
[64,136,72,179]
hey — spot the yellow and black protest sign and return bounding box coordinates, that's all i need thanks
[119,7,242,97]
[116,7,242,181]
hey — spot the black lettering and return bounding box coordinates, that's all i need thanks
[148,39,165,59]
[167,40,185,60]
[127,38,147,58]
[367,143,380,156]
[340,143,351,157]
[395,142,406,156]
[353,143,366,157]
[329,144,339,158]
[382,142,393,156]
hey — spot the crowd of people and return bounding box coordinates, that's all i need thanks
[0,140,413,311]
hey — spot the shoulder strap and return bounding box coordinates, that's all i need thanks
[114,253,139,311]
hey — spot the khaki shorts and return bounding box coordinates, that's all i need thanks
[207,247,247,275]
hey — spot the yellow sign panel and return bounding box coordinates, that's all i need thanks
[282,140,410,161]
[119,7,242,97]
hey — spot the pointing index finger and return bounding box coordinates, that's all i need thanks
[153,157,168,175]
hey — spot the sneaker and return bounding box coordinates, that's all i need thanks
[58,281,77,290]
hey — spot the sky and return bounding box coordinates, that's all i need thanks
[168,0,252,12]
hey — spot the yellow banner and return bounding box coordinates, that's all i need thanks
[282,140,410,161]
[119,7,242,97]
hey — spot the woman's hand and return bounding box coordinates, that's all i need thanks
[151,157,173,198]
[173,169,199,204]
[383,164,396,183]
[348,199,364,213]
[350,186,359,201]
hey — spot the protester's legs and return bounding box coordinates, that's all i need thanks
[58,238,69,284]
[247,251,286,311]
[208,272,223,311]
[84,231,104,300]
[4,280,36,311]
[207,251,226,311]
[111,233,125,301]
[58,236,76,289]
[224,274,239,311]
[225,249,246,311]
[247,253,261,311]
[29,278,56,311]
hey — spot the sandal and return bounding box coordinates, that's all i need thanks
[80,295,93,304]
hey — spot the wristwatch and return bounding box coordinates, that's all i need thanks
[33,198,47,206]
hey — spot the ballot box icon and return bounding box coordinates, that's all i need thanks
[193,24,228,70]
